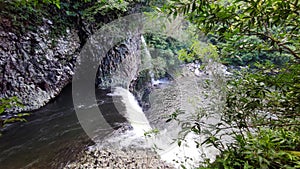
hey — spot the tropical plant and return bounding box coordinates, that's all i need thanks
[155,1,300,168]
[144,33,186,77]
[160,0,300,60]
[164,63,300,168]
[199,128,300,169]
[177,40,219,63]
[11,0,61,8]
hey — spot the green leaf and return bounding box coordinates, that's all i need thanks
[178,140,182,147]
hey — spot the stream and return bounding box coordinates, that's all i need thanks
[0,84,127,169]
[0,61,227,169]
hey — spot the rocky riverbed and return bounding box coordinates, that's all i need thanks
[64,147,175,169]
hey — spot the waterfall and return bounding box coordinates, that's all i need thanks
[108,87,203,168]
[141,35,162,86]
[141,35,152,72]
[105,36,210,168]
[108,87,152,137]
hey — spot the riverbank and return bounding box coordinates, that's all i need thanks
[64,146,175,169]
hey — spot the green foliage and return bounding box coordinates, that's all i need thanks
[58,0,139,34]
[166,109,185,123]
[144,33,186,77]
[201,128,300,169]
[82,0,133,22]
[1,0,137,39]
[144,128,160,137]
[223,64,300,132]
[0,97,29,136]
[163,61,300,168]
[160,0,300,60]
[1,0,67,37]
[178,40,219,63]
[216,35,293,66]
[145,33,186,52]
[0,97,22,114]
[197,63,300,168]
[12,0,61,8]
[154,2,300,167]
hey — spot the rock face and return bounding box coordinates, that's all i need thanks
[0,17,141,112]
[96,36,141,90]
[0,20,80,112]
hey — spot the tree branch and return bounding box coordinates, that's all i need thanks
[254,32,300,60]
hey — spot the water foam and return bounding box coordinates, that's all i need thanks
[108,87,152,137]
[108,87,205,168]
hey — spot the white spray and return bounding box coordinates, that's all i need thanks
[108,87,152,137]
[108,87,205,168]
[141,35,166,87]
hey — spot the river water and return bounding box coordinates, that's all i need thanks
[0,84,128,169]
[0,61,227,169]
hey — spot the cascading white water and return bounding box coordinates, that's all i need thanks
[104,37,226,168]
[108,86,206,169]
[104,36,204,168]
[141,35,164,86]
[141,35,152,71]
[108,87,152,137]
